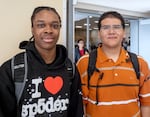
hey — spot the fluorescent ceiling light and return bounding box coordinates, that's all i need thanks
[94,20,99,23]
[75,26,83,28]
[84,23,91,26]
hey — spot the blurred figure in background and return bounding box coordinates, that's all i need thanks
[75,38,89,63]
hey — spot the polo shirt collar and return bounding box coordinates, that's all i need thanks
[97,47,129,64]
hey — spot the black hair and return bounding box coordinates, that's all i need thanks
[77,38,84,43]
[31,6,61,27]
[98,11,125,30]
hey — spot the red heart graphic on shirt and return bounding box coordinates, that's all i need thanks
[44,76,63,95]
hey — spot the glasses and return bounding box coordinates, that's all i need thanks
[101,25,123,31]
[35,22,61,30]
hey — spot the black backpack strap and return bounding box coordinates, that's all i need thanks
[65,58,75,80]
[11,52,28,104]
[87,49,98,88]
[128,52,140,79]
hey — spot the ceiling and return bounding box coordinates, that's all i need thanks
[76,0,150,13]
[74,0,150,30]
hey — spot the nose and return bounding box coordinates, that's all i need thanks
[44,25,53,33]
[108,27,115,33]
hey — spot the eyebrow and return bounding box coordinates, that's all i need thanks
[35,20,60,23]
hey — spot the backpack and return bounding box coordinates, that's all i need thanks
[11,52,75,104]
[87,49,140,88]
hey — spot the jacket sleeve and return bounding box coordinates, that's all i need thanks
[67,64,84,117]
[0,60,17,117]
[75,47,79,63]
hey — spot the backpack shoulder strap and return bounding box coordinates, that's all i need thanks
[11,52,28,104]
[65,58,75,79]
[87,49,98,88]
[128,52,140,79]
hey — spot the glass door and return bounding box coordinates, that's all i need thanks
[74,11,100,52]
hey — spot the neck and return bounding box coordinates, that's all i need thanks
[102,46,121,62]
[79,46,84,50]
[36,46,56,64]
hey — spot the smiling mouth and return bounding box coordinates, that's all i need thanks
[43,37,55,43]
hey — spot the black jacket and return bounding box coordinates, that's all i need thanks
[0,42,83,117]
[75,46,89,63]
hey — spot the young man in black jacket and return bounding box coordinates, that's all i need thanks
[0,6,83,117]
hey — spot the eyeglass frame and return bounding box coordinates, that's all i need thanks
[100,25,123,31]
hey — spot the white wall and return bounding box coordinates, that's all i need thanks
[139,19,150,67]
[130,20,139,54]
[0,0,65,65]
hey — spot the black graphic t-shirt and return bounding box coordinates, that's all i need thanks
[20,73,71,117]
[17,44,73,117]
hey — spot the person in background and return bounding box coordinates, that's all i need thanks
[0,6,83,117]
[77,11,150,117]
[75,38,89,63]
